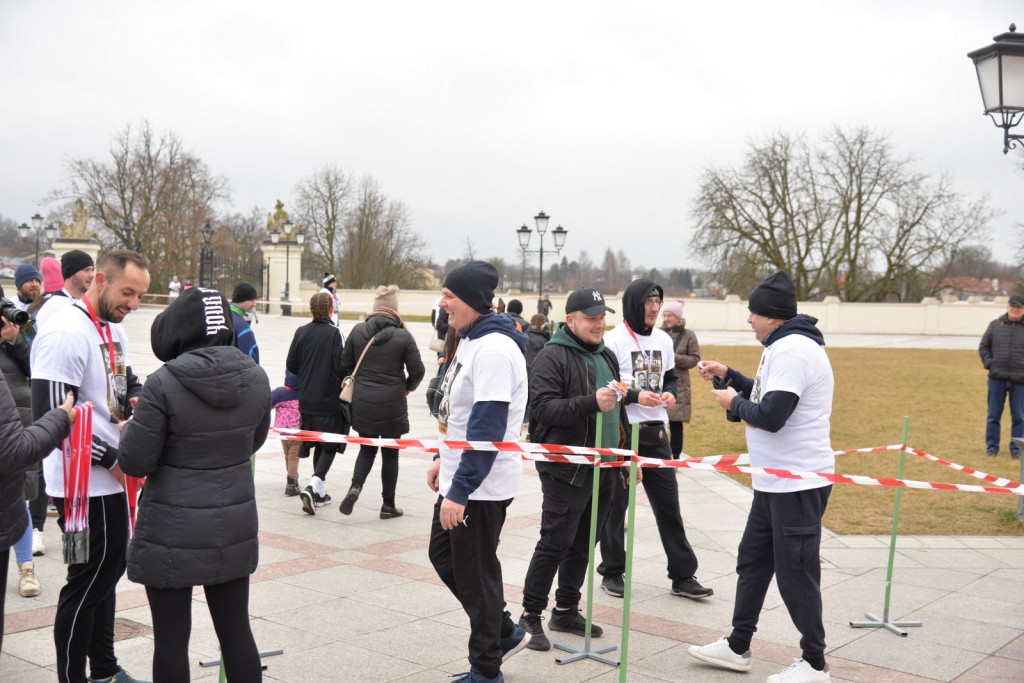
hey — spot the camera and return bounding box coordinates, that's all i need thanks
[712,376,743,423]
[0,298,29,327]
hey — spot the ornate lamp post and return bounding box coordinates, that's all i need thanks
[18,214,58,266]
[198,221,214,288]
[968,24,1024,153]
[516,210,568,297]
[270,218,305,316]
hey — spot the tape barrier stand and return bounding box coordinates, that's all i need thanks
[270,428,1024,496]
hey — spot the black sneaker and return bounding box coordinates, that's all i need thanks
[379,503,403,519]
[340,485,361,515]
[284,478,301,497]
[300,486,317,515]
[518,612,550,651]
[549,608,603,637]
[601,574,624,598]
[672,576,713,599]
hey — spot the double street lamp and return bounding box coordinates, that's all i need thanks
[198,221,214,288]
[516,211,567,297]
[18,214,58,266]
[270,218,305,316]
[968,23,1024,153]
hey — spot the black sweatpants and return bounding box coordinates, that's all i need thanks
[29,463,48,530]
[52,492,128,683]
[522,469,613,614]
[598,455,699,581]
[731,486,832,661]
[428,495,512,679]
[145,576,261,683]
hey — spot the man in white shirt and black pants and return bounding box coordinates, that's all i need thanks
[689,271,835,683]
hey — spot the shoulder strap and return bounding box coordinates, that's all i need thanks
[350,333,376,378]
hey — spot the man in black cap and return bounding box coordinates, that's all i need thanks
[230,282,260,364]
[689,270,835,683]
[518,287,623,651]
[598,278,712,601]
[427,260,531,682]
[979,293,1024,459]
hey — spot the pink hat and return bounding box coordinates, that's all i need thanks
[661,299,684,320]
[41,257,63,293]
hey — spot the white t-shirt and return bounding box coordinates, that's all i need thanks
[604,323,674,425]
[436,331,527,501]
[33,291,74,332]
[745,333,834,493]
[168,280,181,298]
[31,300,131,498]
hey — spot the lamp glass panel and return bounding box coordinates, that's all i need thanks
[976,55,1002,111]
[517,227,531,248]
[534,214,549,234]
[296,231,306,245]
[1002,54,1024,110]
[270,230,280,244]
[552,227,567,249]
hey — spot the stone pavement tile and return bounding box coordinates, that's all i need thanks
[631,591,735,632]
[428,607,476,631]
[858,565,988,593]
[828,535,891,549]
[829,630,987,680]
[819,547,925,569]
[265,595,413,637]
[820,573,947,625]
[995,537,1024,549]
[912,536,969,549]
[951,655,1024,682]
[901,547,1014,570]
[644,642,782,683]
[350,617,472,668]
[977,547,1024,566]
[920,592,1024,630]
[257,543,304,566]
[1,625,60,667]
[258,640,426,681]
[275,563,413,598]
[960,536,1016,549]
[248,578,346,617]
[899,610,1020,653]
[347,581,469,619]
[958,574,1024,604]
[749,607,863,651]
[996,633,1024,661]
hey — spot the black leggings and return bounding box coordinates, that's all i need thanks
[145,576,261,682]
[351,434,399,499]
[669,420,684,458]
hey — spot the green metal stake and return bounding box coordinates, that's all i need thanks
[850,416,922,636]
[554,419,618,665]
[618,423,640,682]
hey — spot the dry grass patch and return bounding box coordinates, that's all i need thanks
[684,345,1024,536]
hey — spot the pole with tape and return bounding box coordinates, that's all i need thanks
[850,416,923,636]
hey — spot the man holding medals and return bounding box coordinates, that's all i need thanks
[31,250,150,683]
[597,278,712,601]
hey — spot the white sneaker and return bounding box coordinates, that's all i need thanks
[32,528,45,556]
[767,658,831,683]
[19,561,41,597]
[687,636,751,672]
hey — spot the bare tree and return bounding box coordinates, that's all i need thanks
[691,127,996,301]
[293,164,353,281]
[52,121,230,291]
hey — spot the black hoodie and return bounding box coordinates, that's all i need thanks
[621,279,664,335]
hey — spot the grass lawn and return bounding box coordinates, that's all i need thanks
[684,345,1024,536]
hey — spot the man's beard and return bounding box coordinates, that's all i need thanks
[97,290,124,323]
[18,288,38,304]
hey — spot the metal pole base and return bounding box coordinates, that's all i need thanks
[199,647,284,667]
[850,612,922,637]
[554,638,619,666]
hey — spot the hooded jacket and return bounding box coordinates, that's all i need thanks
[118,345,271,589]
[979,313,1024,383]
[341,314,426,437]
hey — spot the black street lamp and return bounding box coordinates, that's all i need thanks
[968,23,1024,153]
[270,218,305,316]
[198,221,214,288]
[18,213,58,266]
[122,219,142,252]
[516,210,568,298]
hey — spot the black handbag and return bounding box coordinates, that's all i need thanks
[426,367,444,418]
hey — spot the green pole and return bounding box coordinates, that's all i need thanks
[618,423,640,682]
[882,416,910,617]
[583,419,602,646]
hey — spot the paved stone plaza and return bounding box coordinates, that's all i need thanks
[3,307,1022,681]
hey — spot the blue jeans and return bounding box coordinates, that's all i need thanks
[986,378,1024,455]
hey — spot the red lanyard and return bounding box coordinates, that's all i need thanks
[82,296,117,374]
[623,321,652,374]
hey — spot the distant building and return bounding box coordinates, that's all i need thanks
[935,276,1021,302]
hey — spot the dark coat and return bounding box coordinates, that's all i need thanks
[980,314,1024,383]
[341,315,425,437]
[117,346,271,589]
[0,333,41,499]
[287,318,345,416]
[525,328,550,372]
[0,370,68,551]
[662,321,700,423]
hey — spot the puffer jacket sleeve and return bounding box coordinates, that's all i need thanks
[403,333,426,392]
[117,374,170,478]
[251,366,272,453]
[339,323,361,377]
[980,320,995,370]
[0,372,69,479]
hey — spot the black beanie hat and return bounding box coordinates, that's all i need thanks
[151,287,235,362]
[61,250,94,280]
[748,271,797,319]
[231,281,258,303]
[507,299,523,315]
[443,261,498,314]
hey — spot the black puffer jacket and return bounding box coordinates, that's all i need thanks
[341,315,425,437]
[0,370,69,551]
[118,346,271,589]
[980,314,1024,383]
[287,319,344,415]
[525,328,550,372]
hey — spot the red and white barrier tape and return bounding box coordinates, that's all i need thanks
[270,428,1024,495]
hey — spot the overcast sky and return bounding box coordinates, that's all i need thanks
[1,1,1020,272]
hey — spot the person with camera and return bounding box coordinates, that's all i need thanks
[597,278,712,601]
[518,287,623,651]
[688,270,834,683]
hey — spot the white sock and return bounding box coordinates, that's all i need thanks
[310,476,326,497]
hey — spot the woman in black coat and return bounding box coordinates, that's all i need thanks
[338,285,425,518]
[118,287,271,683]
